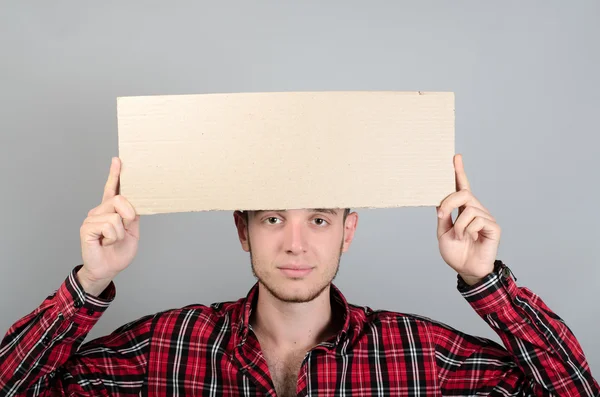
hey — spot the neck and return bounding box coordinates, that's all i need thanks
[250,283,337,351]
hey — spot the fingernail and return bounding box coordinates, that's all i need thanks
[437,209,443,218]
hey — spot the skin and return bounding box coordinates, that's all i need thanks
[436,154,501,285]
[233,207,357,350]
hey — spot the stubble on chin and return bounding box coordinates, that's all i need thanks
[247,238,343,304]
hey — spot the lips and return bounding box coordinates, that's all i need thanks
[279,264,312,271]
[278,265,313,277]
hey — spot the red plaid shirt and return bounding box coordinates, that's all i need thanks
[1,260,598,396]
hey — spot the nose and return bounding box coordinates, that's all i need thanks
[283,219,307,254]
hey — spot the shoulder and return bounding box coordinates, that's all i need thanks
[371,308,449,329]
[148,297,246,337]
[349,303,445,328]
[348,304,494,348]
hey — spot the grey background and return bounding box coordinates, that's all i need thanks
[1,0,598,376]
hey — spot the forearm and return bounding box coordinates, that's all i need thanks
[0,265,114,394]
[460,260,599,396]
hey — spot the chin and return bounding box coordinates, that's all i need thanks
[254,269,333,303]
[262,279,329,303]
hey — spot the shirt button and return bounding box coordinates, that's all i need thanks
[87,309,95,315]
[43,336,50,345]
[74,300,83,308]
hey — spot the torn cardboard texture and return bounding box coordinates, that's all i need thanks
[117,91,455,215]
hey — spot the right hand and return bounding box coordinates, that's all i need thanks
[79,157,140,286]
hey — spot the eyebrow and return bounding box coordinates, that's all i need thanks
[253,208,339,216]
[310,208,338,215]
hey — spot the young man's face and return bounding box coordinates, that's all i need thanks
[234,209,358,303]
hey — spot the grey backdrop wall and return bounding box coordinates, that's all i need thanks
[1,1,598,375]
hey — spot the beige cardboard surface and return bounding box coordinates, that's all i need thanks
[117,91,455,215]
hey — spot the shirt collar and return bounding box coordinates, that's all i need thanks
[235,281,352,348]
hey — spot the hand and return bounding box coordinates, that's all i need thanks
[436,154,501,285]
[79,157,140,286]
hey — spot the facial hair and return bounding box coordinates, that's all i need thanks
[248,235,344,303]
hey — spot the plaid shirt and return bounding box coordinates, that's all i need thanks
[1,260,598,396]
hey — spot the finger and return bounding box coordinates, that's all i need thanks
[85,213,126,242]
[87,213,140,239]
[454,154,472,216]
[81,221,118,246]
[454,154,471,192]
[438,190,487,220]
[89,195,137,225]
[436,204,454,239]
[102,157,121,204]
[464,216,501,242]
[453,206,496,240]
[100,222,119,246]
[126,215,141,238]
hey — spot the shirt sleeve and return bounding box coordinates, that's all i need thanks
[0,264,155,396]
[432,259,599,396]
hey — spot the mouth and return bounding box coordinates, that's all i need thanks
[278,265,314,278]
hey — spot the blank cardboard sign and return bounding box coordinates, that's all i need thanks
[116,91,455,215]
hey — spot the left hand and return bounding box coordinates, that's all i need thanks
[436,154,501,286]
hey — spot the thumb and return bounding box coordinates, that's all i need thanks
[124,215,141,237]
[436,206,453,239]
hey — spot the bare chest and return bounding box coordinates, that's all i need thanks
[262,348,307,397]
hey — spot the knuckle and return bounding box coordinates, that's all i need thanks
[112,216,125,234]
[115,194,125,206]
[112,214,125,232]
[114,196,128,215]
[457,209,472,221]
[106,195,117,207]
[103,222,113,231]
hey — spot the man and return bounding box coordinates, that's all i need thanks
[1,155,598,396]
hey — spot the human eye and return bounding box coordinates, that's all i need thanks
[312,217,329,227]
[264,216,282,225]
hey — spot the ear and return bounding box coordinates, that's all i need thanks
[341,211,358,253]
[233,210,250,252]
